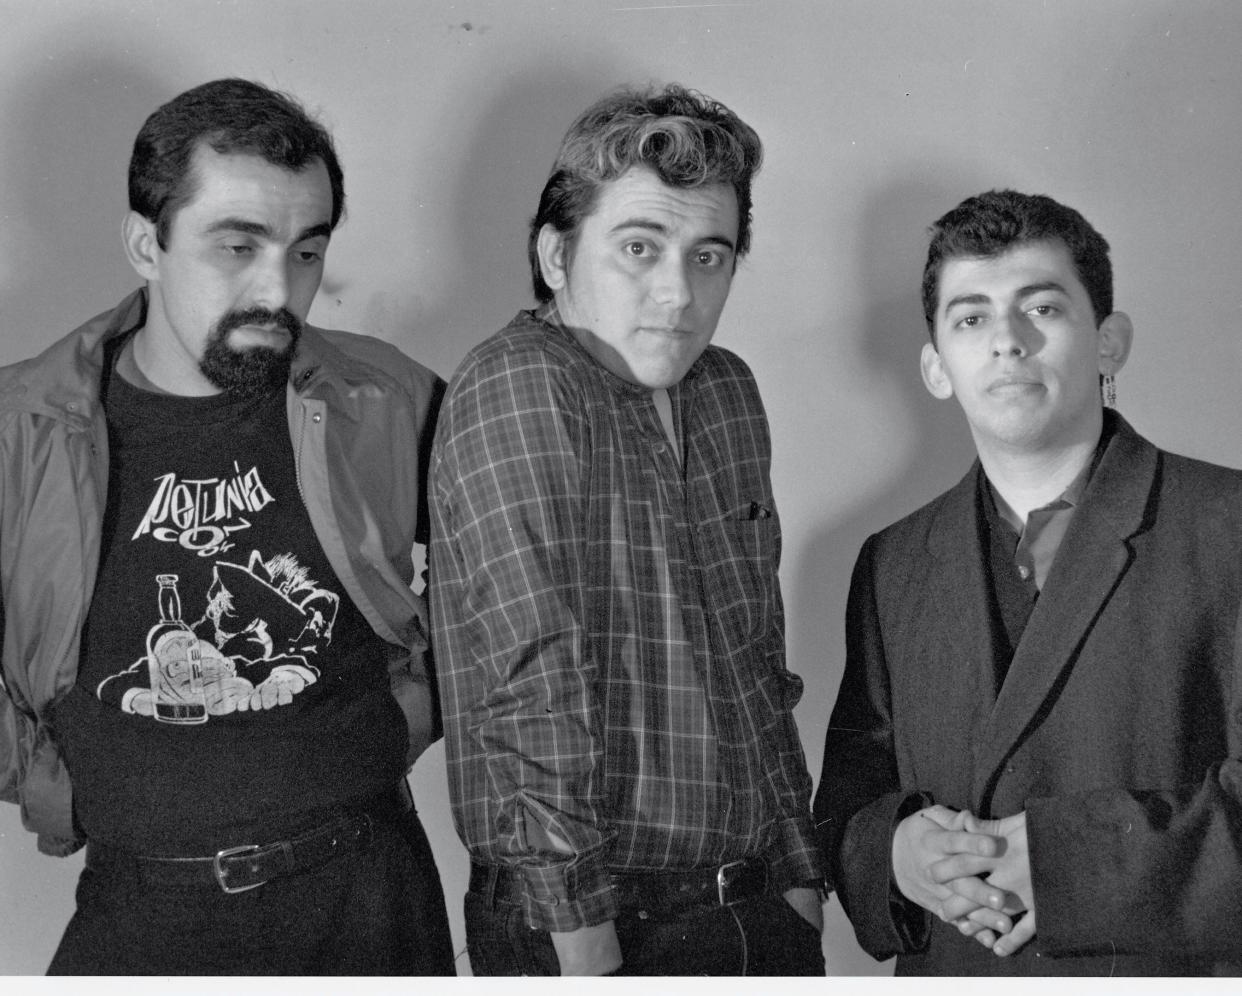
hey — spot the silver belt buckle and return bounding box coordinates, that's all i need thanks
[716,858,749,906]
[213,844,265,894]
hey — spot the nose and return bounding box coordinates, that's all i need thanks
[990,309,1030,358]
[250,252,292,311]
[651,255,692,312]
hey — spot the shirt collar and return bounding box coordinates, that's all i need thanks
[987,422,1109,531]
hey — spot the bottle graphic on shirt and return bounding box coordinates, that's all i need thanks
[146,574,207,724]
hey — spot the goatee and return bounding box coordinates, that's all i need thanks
[199,306,303,398]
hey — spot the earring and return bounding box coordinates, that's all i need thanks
[1102,373,1117,409]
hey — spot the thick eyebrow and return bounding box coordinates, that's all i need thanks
[942,292,991,313]
[295,222,333,243]
[607,217,736,252]
[1015,280,1070,300]
[942,281,1071,314]
[203,218,332,243]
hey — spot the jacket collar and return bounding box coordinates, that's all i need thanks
[927,410,1150,564]
[0,288,346,421]
[288,319,339,394]
[0,288,148,425]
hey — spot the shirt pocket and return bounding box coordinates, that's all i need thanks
[704,513,780,650]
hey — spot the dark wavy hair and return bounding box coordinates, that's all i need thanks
[921,189,1112,344]
[129,78,345,249]
[528,83,763,302]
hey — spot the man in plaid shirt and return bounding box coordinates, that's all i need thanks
[430,84,824,976]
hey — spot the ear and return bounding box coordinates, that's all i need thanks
[1097,311,1133,376]
[122,211,161,282]
[920,341,954,400]
[535,224,569,295]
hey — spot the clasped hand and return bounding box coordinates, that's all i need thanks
[892,805,1035,957]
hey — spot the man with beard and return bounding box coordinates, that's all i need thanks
[0,79,454,974]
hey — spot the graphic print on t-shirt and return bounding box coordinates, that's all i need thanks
[131,461,274,558]
[97,547,340,723]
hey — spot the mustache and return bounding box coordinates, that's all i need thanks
[216,306,303,338]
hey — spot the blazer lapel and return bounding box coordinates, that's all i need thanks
[971,414,1156,801]
[926,464,1007,762]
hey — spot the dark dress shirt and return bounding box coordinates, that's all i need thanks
[982,436,1100,684]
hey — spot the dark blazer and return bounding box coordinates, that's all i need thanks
[814,412,1242,975]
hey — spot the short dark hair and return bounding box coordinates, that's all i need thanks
[129,78,345,249]
[921,189,1112,344]
[528,83,763,302]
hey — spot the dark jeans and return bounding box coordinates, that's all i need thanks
[465,887,825,976]
[48,807,455,975]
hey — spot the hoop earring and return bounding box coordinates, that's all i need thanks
[1102,373,1117,409]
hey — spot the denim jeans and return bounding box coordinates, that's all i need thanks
[48,807,455,975]
[465,887,825,976]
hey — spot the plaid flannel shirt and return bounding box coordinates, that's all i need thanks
[430,308,822,932]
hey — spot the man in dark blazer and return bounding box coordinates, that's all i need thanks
[814,189,1242,975]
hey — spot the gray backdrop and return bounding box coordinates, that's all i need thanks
[2,0,1240,976]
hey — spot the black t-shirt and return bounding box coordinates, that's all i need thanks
[54,349,406,854]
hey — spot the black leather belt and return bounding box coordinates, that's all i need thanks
[469,855,770,912]
[87,791,405,894]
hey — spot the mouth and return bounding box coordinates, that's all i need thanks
[237,323,288,336]
[227,323,293,347]
[987,376,1043,394]
[217,307,303,343]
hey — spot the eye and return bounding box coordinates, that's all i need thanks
[223,243,255,256]
[294,248,324,264]
[624,241,651,258]
[694,248,726,268]
[1027,303,1058,318]
[956,314,984,329]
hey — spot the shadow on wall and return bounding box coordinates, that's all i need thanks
[791,173,984,974]
[384,62,631,379]
[0,50,168,339]
[0,43,182,975]
[398,63,637,976]
[1062,2,1242,468]
[794,170,984,752]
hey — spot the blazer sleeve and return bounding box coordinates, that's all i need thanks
[1027,604,1242,961]
[814,535,931,958]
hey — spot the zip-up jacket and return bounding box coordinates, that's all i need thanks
[0,289,444,856]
